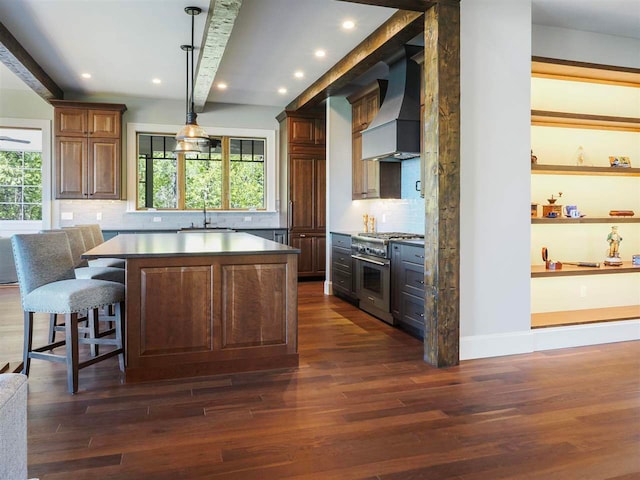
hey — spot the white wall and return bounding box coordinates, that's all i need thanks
[459,0,533,359]
[532,24,640,68]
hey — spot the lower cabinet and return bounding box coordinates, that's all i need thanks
[391,242,425,338]
[290,232,325,278]
[331,233,357,302]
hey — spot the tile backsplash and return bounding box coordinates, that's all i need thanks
[53,200,281,230]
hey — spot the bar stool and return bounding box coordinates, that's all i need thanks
[12,232,125,394]
[81,224,126,269]
[46,228,125,349]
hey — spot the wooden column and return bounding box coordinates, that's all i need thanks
[422,0,460,367]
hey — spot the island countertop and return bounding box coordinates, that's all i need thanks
[82,232,300,259]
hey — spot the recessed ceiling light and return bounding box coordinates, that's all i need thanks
[278,87,287,94]
[314,49,326,58]
[81,73,91,79]
[294,71,304,79]
[152,78,161,84]
[342,20,355,30]
[217,82,227,90]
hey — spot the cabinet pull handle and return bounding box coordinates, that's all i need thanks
[415,254,425,259]
[415,279,425,285]
[419,313,424,318]
[367,296,375,302]
[300,234,306,238]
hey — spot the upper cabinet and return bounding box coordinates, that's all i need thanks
[51,100,126,200]
[348,81,400,200]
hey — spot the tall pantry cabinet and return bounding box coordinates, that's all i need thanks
[277,111,326,278]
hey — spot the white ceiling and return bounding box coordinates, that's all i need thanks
[0,0,638,109]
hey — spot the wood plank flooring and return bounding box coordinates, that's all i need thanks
[1,282,639,479]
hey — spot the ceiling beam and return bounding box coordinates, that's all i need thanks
[335,0,433,11]
[0,21,63,101]
[193,0,243,113]
[285,10,424,111]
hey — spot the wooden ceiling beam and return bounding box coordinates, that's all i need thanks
[285,10,424,111]
[0,21,63,101]
[193,0,243,113]
[336,0,434,11]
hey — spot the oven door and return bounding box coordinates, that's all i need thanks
[352,254,392,324]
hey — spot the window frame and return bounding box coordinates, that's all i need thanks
[0,119,51,234]
[127,123,277,213]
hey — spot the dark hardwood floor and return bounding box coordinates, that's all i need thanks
[1,282,639,479]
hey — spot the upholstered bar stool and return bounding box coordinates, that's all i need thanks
[12,232,125,394]
[85,224,126,269]
[47,228,125,349]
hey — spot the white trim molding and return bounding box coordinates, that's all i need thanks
[460,330,534,360]
[533,320,640,351]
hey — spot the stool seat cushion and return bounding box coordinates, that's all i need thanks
[89,258,125,269]
[22,279,124,313]
[75,266,125,284]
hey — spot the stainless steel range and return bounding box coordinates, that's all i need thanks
[351,232,423,324]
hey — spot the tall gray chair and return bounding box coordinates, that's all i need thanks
[46,228,125,348]
[12,232,125,394]
[82,224,126,269]
[0,237,18,284]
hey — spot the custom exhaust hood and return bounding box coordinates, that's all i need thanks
[361,45,422,162]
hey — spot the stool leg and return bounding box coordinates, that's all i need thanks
[49,313,57,344]
[22,311,33,376]
[115,302,125,372]
[89,308,100,357]
[65,313,79,394]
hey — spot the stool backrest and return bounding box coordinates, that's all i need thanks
[63,228,89,268]
[73,225,97,250]
[12,232,75,297]
[88,224,105,244]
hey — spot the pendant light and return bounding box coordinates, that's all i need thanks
[175,6,209,148]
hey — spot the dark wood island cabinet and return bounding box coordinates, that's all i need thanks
[83,232,300,382]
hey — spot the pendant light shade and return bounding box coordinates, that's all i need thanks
[173,139,202,154]
[176,6,209,145]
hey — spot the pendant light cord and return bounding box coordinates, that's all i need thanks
[190,12,195,114]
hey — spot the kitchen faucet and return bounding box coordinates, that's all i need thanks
[203,203,211,228]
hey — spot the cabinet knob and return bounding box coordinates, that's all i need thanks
[415,279,425,285]
[300,234,306,238]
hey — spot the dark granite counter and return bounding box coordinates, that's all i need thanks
[83,232,299,259]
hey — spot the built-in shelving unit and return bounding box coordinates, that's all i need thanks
[532,164,640,176]
[531,217,639,224]
[530,57,640,329]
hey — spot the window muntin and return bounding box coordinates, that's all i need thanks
[0,150,42,220]
[136,134,265,211]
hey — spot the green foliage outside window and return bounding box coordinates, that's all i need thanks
[0,150,42,220]
[137,134,265,210]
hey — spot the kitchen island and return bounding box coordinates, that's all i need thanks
[83,232,300,382]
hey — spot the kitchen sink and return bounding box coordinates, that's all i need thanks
[178,227,235,233]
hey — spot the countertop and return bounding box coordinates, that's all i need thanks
[82,232,300,259]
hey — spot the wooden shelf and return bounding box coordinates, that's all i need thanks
[532,56,640,88]
[532,217,639,224]
[532,305,640,329]
[531,110,640,132]
[531,164,640,176]
[532,261,640,278]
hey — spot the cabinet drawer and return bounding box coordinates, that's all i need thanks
[402,264,425,296]
[332,268,353,294]
[401,244,425,265]
[400,292,425,334]
[332,246,352,271]
[331,233,352,250]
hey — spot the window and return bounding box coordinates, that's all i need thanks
[0,147,42,221]
[136,134,266,211]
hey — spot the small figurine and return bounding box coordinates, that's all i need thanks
[573,145,587,167]
[605,226,623,266]
[531,150,537,165]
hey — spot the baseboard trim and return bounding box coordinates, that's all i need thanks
[533,319,640,351]
[460,319,640,360]
[460,330,534,360]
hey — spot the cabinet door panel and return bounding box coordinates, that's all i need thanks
[89,110,120,138]
[289,117,315,144]
[291,235,314,274]
[315,235,326,274]
[315,158,326,230]
[88,139,120,199]
[365,160,380,198]
[290,157,315,230]
[56,108,87,137]
[364,92,379,128]
[352,134,365,200]
[55,137,87,199]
